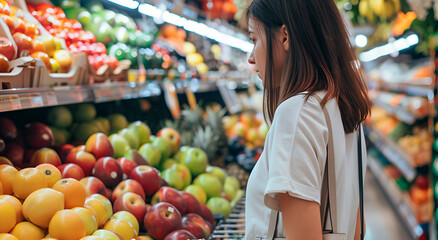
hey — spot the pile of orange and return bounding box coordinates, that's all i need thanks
[223,112,268,148]
[0,163,141,240]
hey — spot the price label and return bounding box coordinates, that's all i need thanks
[46,92,58,105]
[10,95,21,110]
[29,93,43,107]
[216,80,242,114]
[162,79,181,119]
[0,95,12,112]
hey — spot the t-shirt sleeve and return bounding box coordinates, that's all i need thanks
[263,96,328,211]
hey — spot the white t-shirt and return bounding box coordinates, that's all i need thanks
[245,92,367,240]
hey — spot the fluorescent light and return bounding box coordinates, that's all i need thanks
[106,0,139,9]
[138,3,253,53]
[359,34,418,62]
[139,3,162,18]
[355,34,367,48]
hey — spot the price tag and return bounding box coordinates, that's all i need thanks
[46,91,58,105]
[10,95,21,110]
[29,93,43,107]
[162,79,181,118]
[185,87,197,110]
[216,80,242,114]
[0,95,12,112]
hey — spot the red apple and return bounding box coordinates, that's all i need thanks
[163,229,196,240]
[80,176,107,197]
[85,133,114,159]
[182,213,212,239]
[0,37,15,61]
[152,187,187,215]
[3,141,24,166]
[66,150,96,176]
[117,157,137,180]
[58,163,85,180]
[23,148,37,167]
[104,187,113,200]
[157,128,181,155]
[25,122,54,148]
[57,144,74,162]
[0,117,17,141]
[144,202,183,240]
[93,157,123,188]
[114,192,147,225]
[129,165,161,197]
[124,149,149,166]
[181,192,202,216]
[199,203,215,227]
[112,179,145,202]
[30,147,61,167]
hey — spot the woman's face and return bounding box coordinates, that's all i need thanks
[248,17,288,84]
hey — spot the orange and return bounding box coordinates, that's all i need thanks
[22,188,64,228]
[0,181,2,195]
[0,195,23,222]
[52,178,86,209]
[49,210,86,240]
[103,219,137,240]
[10,221,45,240]
[79,237,104,240]
[111,211,139,235]
[84,198,108,227]
[0,164,18,195]
[0,202,16,233]
[0,233,18,240]
[31,51,51,71]
[36,164,62,188]
[72,207,98,235]
[12,168,47,199]
[41,238,59,240]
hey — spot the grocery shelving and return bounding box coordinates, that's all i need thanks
[364,126,417,181]
[376,80,433,97]
[371,98,418,125]
[368,156,424,239]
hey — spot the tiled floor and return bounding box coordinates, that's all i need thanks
[364,172,412,240]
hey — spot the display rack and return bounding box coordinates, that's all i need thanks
[209,195,246,239]
[368,156,424,239]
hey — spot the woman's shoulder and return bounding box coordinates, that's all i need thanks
[275,92,324,118]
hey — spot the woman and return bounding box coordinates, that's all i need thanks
[244,0,370,239]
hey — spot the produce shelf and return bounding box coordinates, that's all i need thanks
[0,81,162,112]
[368,156,424,239]
[376,80,433,97]
[372,98,418,125]
[364,126,416,181]
[209,195,246,239]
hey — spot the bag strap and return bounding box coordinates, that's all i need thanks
[358,126,364,240]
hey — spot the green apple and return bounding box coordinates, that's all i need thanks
[108,113,128,132]
[96,117,111,134]
[75,103,96,122]
[48,106,73,128]
[151,137,171,162]
[109,134,131,158]
[119,128,140,149]
[160,158,177,170]
[193,173,222,199]
[128,121,151,145]
[75,123,99,143]
[206,166,227,185]
[225,176,240,191]
[184,185,207,204]
[124,149,148,166]
[182,147,208,177]
[207,197,231,218]
[138,143,161,167]
[171,164,191,189]
[224,183,237,201]
[161,168,184,190]
[50,126,70,145]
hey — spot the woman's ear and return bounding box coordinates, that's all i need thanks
[280,25,289,51]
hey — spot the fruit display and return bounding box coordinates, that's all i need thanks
[0,100,245,239]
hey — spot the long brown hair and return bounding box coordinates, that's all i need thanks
[247,0,370,133]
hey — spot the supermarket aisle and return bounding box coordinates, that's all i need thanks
[364,172,411,240]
